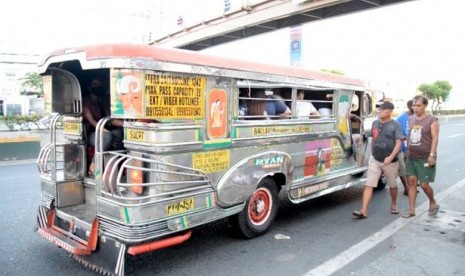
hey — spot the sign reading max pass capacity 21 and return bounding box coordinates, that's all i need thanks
[145,74,205,119]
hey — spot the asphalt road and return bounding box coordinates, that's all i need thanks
[0,118,464,276]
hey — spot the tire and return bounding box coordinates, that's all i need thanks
[374,173,387,191]
[230,178,279,239]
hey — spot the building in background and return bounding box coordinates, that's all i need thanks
[0,52,41,115]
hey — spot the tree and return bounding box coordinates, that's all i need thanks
[418,80,451,114]
[20,72,43,96]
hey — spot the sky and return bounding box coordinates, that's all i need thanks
[1,0,464,107]
[202,0,465,106]
[0,0,156,54]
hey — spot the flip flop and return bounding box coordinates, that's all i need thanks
[352,210,367,219]
[402,213,415,218]
[428,205,440,216]
[390,208,399,215]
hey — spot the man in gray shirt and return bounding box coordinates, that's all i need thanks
[353,101,403,219]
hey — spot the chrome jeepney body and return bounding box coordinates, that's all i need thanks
[35,44,376,275]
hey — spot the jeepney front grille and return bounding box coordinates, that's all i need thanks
[99,217,169,243]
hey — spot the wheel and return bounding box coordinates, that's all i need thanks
[374,173,387,191]
[230,178,279,239]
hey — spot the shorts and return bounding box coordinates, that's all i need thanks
[366,156,399,188]
[398,152,407,176]
[406,158,436,183]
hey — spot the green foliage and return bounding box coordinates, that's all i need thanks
[0,114,43,130]
[20,72,44,96]
[418,80,452,114]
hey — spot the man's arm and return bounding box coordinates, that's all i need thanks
[428,119,440,165]
[385,139,402,165]
[276,101,291,117]
[83,106,98,128]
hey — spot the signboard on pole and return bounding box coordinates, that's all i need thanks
[290,25,302,67]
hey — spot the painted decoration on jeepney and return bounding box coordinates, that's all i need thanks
[330,138,344,169]
[111,69,144,116]
[253,156,285,169]
[304,139,331,177]
[193,150,230,174]
[110,70,205,119]
[63,121,81,135]
[251,125,312,136]
[43,75,52,114]
[207,89,227,139]
[144,73,205,119]
[337,92,352,147]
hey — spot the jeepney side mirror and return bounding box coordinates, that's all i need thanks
[363,118,373,138]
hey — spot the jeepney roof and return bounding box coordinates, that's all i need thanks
[38,43,365,89]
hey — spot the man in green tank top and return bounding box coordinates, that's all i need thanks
[403,95,440,218]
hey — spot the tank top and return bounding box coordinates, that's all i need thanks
[408,114,437,159]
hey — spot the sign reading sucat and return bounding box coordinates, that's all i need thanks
[126,128,146,142]
[145,74,205,119]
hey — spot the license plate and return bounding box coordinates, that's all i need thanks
[126,129,145,142]
[166,197,194,215]
[63,122,81,134]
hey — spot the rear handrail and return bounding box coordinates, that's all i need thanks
[37,113,62,178]
[100,153,213,203]
[36,113,87,181]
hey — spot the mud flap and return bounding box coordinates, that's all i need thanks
[74,236,126,276]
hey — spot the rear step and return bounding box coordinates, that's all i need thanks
[36,206,98,255]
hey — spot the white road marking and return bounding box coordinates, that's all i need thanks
[448,133,464,138]
[303,177,465,276]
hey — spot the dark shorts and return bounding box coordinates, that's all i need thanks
[406,158,436,183]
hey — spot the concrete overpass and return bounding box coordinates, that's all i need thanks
[151,0,415,51]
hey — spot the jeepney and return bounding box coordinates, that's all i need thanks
[35,44,382,275]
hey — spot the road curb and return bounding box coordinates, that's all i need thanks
[0,134,41,162]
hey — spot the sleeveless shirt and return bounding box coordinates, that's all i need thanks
[408,114,437,159]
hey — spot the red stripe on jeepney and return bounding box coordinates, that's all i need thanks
[42,44,364,87]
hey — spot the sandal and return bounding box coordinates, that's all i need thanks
[352,210,367,219]
[428,205,440,216]
[390,208,399,215]
[402,213,415,218]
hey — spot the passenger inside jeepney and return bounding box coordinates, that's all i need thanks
[247,89,291,119]
[83,78,124,174]
[296,90,320,118]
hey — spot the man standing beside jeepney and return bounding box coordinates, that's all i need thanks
[352,101,403,219]
[403,95,440,218]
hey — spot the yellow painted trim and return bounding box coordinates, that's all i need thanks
[0,136,41,143]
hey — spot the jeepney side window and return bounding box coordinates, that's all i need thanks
[296,90,333,119]
[238,88,249,119]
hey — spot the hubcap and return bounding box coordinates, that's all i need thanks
[248,188,272,225]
